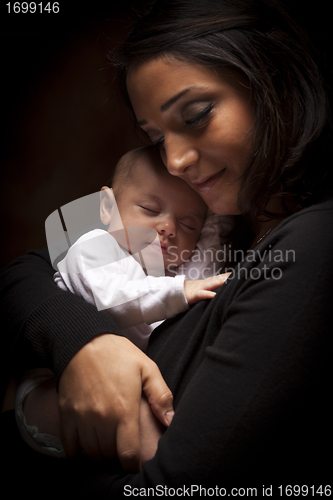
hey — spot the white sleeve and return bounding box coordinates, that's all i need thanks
[178,211,225,280]
[55,230,189,329]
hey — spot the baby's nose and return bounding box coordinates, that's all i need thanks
[157,217,176,238]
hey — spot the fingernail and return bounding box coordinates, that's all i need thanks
[221,272,232,281]
[165,410,174,426]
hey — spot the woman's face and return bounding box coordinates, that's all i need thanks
[126,57,255,215]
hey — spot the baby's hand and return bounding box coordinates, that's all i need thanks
[184,272,231,305]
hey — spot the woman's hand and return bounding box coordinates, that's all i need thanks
[139,395,165,464]
[184,272,231,305]
[58,334,174,471]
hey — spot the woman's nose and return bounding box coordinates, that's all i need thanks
[164,135,199,176]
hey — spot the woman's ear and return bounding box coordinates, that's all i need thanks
[100,186,113,225]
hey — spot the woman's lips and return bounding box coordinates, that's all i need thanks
[193,169,226,193]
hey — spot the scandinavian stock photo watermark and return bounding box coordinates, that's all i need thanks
[167,244,295,281]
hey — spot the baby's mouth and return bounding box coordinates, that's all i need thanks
[159,243,170,255]
[149,241,170,255]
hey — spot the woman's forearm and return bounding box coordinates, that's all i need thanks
[0,248,120,381]
[1,248,174,465]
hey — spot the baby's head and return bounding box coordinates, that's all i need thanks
[100,146,207,270]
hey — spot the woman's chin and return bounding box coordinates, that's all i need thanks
[205,197,240,216]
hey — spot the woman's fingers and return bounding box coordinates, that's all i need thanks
[96,425,117,460]
[60,419,80,458]
[116,411,141,471]
[139,396,165,464]
[141,359,174,427]
[57,333,173,468]
[77,426,104,461]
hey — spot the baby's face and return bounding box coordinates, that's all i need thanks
[115,161,207,271]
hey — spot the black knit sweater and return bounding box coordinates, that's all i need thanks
[1,199,332,495]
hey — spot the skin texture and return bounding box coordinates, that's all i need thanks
[126,57,255,217]
[58,334,175,470]
[101,152,208,270]
[21,371,164,464]
[100,152,230,304]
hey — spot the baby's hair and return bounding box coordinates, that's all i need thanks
[109,146,164,199]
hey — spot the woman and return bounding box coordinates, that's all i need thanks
[1,0,332,495]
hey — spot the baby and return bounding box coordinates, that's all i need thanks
[54,145,226,350]
[15,146,229,461]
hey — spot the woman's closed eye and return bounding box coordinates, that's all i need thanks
[152,136,165,147]
[184,103,213,128]
[147,103,213,147]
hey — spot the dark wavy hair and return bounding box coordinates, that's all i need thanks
[113,0,331,241]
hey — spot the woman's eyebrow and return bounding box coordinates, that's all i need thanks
[137,86,206,125]
[160,87,204,112]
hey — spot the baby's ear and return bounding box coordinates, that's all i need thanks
[100,186,113,225]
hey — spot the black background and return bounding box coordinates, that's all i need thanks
[1,0,332,269]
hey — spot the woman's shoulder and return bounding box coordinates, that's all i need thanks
[290,197,333,219]
[271,197,333,270]
[277,197,333,242]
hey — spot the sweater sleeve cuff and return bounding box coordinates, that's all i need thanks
[174,274,189,311]
[160,274,189,319]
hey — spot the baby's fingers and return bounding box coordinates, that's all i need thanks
[199,290,217,300]
[205,272,231,290]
